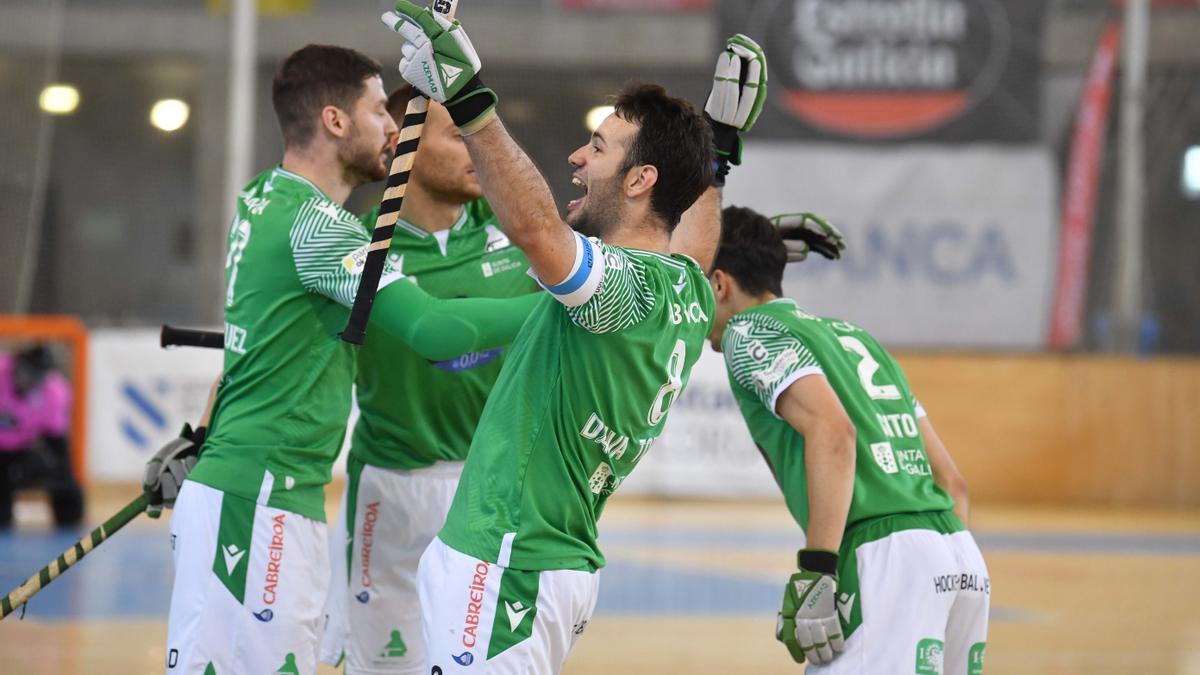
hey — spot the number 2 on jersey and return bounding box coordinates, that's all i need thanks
[838,336,900,400]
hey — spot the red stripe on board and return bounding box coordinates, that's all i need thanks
[1048,20,1122,348]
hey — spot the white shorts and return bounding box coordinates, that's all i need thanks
[417,537,599,674]
[812,512,990,675]
[166,480,329,675]
[320,459,464,674]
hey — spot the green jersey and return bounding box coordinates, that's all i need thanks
[440,234,715,571]
[721,298,953,533]
[192,169,537,522]
[351,199,537,469]
[192,167,402,521]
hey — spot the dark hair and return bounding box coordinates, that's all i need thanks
[271,45,383,147]
[613,82,714,231]
[386,84,416,122]
[713,206,786,296]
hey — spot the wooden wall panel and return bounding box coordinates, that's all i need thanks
[896,355,1200,507]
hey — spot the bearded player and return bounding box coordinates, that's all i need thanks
[381,5,767,673]
[159,45,540,675]
[708,206,989,673]
[318,86,537,674]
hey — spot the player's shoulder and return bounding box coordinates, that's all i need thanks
[737,299,813,331]
[250,168,361,229]
[723,307,791,349]
[616,245,703,283]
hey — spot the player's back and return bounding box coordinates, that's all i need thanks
[723,299,954,532]
[440,242,714,572]
[191,167,370,521]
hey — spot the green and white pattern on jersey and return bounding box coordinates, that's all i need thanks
[721,298,954,532]
[190,167,401,522]
[440,243,715,572]
[351,199,537,469]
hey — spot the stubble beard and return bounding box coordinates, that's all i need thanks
[569,176,622,240]
[340,127,392,187]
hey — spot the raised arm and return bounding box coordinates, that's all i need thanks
[671,34,769,272]
[382,3,577,287]
[458,120,577,287]
[672,186,722,272]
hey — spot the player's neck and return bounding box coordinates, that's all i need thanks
[398,187,466,234]
[280,149,353,205]
[601,212,670,253]
[734,290,779,315]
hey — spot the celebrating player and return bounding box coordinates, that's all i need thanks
[708,206,989,673]
[382,4,767,673]
[318,86,538,674]
[157,45,540,675]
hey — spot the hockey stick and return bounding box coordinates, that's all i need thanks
[1,493,148,620]
[161,325,223,350]
[340,0,461,345]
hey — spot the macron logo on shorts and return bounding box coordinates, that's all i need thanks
[222,544,246,576]
[505,601,531,632]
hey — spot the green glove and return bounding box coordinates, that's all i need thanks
[705,33,768,184]
[776,548,845,665]
[382,1,498,134]
[771,212,846,262]
[142,423,205,519]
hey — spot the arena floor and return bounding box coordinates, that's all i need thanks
[2,485,1199,674]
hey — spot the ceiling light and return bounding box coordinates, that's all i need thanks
[39,84,79,115]
[585,105,615,133]
[150,98,189,132]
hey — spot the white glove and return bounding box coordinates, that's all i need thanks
[705,34,768,133]
[382,3,482,104]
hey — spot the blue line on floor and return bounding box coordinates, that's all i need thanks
[1,523,1190,622]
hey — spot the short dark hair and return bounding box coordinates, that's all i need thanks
[271,45,383,147]
[613,82,714,231]
[713,206,786,296]
[386,84,416,122]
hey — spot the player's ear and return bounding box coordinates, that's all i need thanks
[625,164,658,200]
[320,105,349,139]
[709,269,729,301]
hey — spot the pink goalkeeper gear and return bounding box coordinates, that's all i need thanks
[0,354,71,452]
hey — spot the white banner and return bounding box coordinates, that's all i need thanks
[621,347,780,498]
[86,329,224,481]
[725,144,1059,348]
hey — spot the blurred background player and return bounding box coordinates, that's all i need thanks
[0,345,81,528]
[383,5,765,672]
[318,86,538,674]
[160,44,540,674]
[707,206,988,673]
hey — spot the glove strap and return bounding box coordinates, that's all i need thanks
[797,548,839,575]
[447,75,498,135]
[707,116,741,187]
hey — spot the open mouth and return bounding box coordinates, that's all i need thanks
[567,175,587,214]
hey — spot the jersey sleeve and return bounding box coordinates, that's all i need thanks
[722,315,823,416]
[911,395,927,419]
[533,234,655,334]
[370,281,541,361]
[289,198,402,309]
